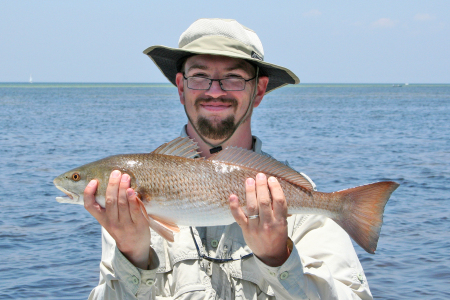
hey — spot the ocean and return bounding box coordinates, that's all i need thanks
[0,83,449,299]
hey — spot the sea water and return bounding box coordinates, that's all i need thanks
[0,83,449,299]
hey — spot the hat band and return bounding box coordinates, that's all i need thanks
[181,36,263,61]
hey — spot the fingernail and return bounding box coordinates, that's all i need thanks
[246,178,255,185]
[111,170,121,178]
[268,176,277,182]
[88,180,97,187]
[229,194,239,202]
[121,173,130,182]
[257,173,266,180]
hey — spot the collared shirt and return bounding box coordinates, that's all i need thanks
[88,130,372,300]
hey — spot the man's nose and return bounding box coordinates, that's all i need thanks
[205,80,227,98]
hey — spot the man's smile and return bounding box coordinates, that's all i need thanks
[200,102,234,112]
[195,98,238,114]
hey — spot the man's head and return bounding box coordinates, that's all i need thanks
[143,18,299,147]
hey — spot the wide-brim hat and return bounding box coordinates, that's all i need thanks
[143,18,299,94]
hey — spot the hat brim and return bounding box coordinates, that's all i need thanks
[143,45,299,94]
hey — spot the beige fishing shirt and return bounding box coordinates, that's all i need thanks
[88,131,373,300]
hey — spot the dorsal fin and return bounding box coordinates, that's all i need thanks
[151,137,201,159]
[208,147,315,191]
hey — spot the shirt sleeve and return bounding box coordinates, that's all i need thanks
[253,215,373,300]
[88,227,159,300]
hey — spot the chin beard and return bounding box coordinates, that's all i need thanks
[196,115,236,140]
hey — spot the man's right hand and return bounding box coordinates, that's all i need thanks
[84,170,151,270]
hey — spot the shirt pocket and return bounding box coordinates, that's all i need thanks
[228,256,276,300]
[153,228,213,299]
[231,275,276,300]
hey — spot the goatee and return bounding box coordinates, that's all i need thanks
[193,97,239,140]
[196,115,236,140]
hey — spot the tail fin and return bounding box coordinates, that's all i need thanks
[333,181,399,254]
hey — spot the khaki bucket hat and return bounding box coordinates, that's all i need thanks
[143,18,299,94]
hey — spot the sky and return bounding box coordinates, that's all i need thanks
[1,1,449,83]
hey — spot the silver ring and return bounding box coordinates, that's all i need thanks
[248,215,259,219]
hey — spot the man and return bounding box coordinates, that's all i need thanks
[85,19,372,299]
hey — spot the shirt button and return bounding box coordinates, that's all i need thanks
[145,278,155,286]
[211,239,219,248]
[280,271,289,280]
[131,275,139,285]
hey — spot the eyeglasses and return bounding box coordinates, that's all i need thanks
[183,74,257,91]
[189,226,254,263]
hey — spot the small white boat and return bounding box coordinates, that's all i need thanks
[29,75,33,83]
[392,84,402,87]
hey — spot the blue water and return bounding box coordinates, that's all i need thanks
[0,83,449,299]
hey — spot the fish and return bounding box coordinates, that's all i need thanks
[54,137,399,254]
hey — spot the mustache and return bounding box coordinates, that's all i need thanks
[194,97,238,109]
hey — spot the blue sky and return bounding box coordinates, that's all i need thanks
[1,1,449,83]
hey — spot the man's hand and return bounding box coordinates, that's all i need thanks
[229,173,290,267]
[84,170,151,270]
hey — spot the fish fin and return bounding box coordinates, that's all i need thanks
[135,196,179,242]
[208,147,315,191]
[333,181,399,254]
[149,215,181,233]
[147,216,175,242]
[136,196,151,224]
[151,137,201,159]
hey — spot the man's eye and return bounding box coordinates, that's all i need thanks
[226,74,244,79]
[191,73,208,78]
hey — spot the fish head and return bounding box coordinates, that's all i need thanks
[53,156,125,207]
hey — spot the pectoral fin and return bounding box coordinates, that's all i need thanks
[147,216,176,242]
[135,196,179,242]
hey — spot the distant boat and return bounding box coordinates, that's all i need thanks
[405,83,409,86]
[29,75,33,83]
[392,84,402,87]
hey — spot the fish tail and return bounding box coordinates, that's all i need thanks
[333,181,399,254]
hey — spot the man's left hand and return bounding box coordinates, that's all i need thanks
[229,173,290,267]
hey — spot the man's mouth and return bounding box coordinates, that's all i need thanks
[195,97,238,113]
[200,102,233,112]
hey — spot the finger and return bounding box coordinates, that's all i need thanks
[229,194,248,229]
[105,170,121,222]
[245,177,259,228]
[84,179,105,220]
[255,173,273,222]
[268,177,288,221]
[117,173,132,223]
[127,189,145,225]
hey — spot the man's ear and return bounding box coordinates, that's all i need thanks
[253,76,269,108]
[175,73,185,105]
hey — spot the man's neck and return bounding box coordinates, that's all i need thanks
[185,122,253,158]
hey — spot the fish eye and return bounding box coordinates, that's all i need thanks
[72,173,81,181]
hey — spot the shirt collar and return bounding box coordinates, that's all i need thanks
[180,125,263,155]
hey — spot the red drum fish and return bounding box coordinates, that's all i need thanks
[54,137,399,253]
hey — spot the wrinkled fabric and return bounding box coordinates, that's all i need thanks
[88,131,372,300]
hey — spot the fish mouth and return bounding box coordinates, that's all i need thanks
[55,185,80,203]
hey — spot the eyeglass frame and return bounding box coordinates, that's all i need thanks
[182,73,257,91]
[189,226,254,264]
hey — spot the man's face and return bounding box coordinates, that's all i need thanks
[176,55,258,140]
